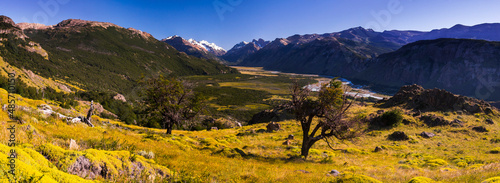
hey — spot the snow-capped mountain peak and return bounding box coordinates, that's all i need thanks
[185,39,226,52]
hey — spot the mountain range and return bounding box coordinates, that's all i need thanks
[2,14,499,101]
[217,23,500,101]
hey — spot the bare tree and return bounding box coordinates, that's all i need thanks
[141,76,205,134]
[290,79,362,159]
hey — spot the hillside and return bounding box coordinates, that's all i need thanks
[351,38,500,101]
[0,16,237,96]
[1,78,500,182]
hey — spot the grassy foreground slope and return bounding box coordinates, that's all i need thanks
[1,79,500,182]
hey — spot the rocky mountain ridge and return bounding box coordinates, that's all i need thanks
[162,35,226,60]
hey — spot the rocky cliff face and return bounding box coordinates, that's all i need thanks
[379,84,496,114]
[222,39,270,63]
[162,36,224,60]
[352,38,500,101]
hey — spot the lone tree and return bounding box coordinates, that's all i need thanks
[141,76,205,134]
[290,78,363,159]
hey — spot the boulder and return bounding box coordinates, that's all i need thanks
[113,93,127,102]
[67,156,102,179]
[69,139,79,150]
[210,127,218,131]
[388,131,409,141]
[296,170,310,173]
[248,106,293,125]
[472,126,488,133]
[420,132,435,138]
[282,140,291,146]
[329,170,340,176]
[450,119,464,127]
[420,115,450,127]
[374,146,383,152]
[287,134,295,140]
[486,119,494,124]
[266,122,281,132]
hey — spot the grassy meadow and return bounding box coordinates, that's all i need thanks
[0,67,500,182]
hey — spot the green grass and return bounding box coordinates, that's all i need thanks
[1,87,500,182]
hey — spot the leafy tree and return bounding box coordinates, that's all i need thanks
[140,76,206,134]
[290,78,363,159]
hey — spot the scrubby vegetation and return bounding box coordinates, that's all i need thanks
[1,67,500,182]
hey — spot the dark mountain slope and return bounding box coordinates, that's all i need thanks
[351,38,500,100]
[1,18,237,94]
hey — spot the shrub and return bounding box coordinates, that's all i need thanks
[482,177,500,183]
[137,150,155,159]
[408,176,436,183]
[371,109,404,128]
[490,147,500,154]
[333,172,383,183]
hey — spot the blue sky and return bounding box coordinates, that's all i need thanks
[2,0,500,50]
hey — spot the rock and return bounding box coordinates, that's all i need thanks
[69,139,79,150]
[113,93,127,102]
[380,84,493,114]
[248,107,293,125]
[256,129,266,133]
[412,110,421,117]
[38,104,52,111]
[456,115,463,119]
[210,127,218,131]
[296,170,310,173]
[282,140,291,146]
[420,132,436,138]
[374,146,383,152]
[236,122,242,128]
[486,119,494,124]
[329,170,340,176]
[484,107,494,115]
[287,134,295,140]
[266,122,281,132]
[67,156,102,179]
[450,119,464,127]
[234,148,246,156]
[388,131,409,141]
[71,117,82,123]
[377,110,385,114]
[38,104,54,116]
[420,115,450,127]
[472,126,488,133]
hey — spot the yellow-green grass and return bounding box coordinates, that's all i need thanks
[219,81,293,95]
[1,87,500,182]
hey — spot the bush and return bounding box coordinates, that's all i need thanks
[482,177,500,183]
[408,176,436,183]
[490,147,500,154]
[371,109,404,128]
[333,172,382,183]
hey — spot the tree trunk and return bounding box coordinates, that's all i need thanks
[301,139,311,159]
[165,122,173,134]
